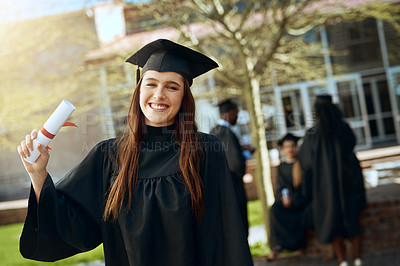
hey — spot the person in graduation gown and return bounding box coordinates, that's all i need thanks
[297,95,366,266]
[17,39,254,266]
[267,133,312,261]
[210,99,250,235]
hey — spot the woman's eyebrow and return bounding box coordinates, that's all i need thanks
[166,81,182,87]
[143,78,181,87]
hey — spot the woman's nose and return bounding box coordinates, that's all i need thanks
[153,87,165,100]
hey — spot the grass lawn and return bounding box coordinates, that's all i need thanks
[247,200,270,257]
[0,223,104,265]
[248,200,264,227]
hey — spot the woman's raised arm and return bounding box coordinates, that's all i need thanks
[17,129,49,202]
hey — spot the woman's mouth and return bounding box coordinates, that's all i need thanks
[149,103,169,110]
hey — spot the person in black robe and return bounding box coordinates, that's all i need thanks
[17,39,253,266]
[297,95,366,266]
[267,133,312,261]
[210,99,250,235]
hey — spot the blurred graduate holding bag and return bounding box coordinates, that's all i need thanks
[267,133,312,261]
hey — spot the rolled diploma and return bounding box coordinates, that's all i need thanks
[24,100,76,164]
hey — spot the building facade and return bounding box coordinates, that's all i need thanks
[85,2,400,151]
[265,18,400,150]
[0,10,105,201]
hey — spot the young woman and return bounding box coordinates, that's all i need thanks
[297,95,366,266]
[267,133,312,261]
[17,39,253,266]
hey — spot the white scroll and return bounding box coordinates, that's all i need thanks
[24,100,76,164]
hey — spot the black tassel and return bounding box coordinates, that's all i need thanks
[136,66,140,84]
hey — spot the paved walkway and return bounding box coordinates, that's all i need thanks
[253,247,400,265]
[74,261,105,266]
[77,247,400,266]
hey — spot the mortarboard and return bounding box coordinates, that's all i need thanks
[315,94,332,104]
[278,133,300,146]
[217,99,238,113]
[126,39,218,86]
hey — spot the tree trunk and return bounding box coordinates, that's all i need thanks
[243,77,275,244]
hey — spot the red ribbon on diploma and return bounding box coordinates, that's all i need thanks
[63,122,78,128]
[40,127,55,139]
[40,122,78,150]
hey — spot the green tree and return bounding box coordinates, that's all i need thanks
[0,11,100,150]
[129,0,400,242]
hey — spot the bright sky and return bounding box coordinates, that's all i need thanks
[0,0,107,23]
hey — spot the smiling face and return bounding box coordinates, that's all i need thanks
[139,70,185,127]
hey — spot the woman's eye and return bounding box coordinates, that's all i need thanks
[146,83,156,87]
[168,86,178,91]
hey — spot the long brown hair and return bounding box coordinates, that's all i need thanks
[314,95,343,139]
[103,78,204,221]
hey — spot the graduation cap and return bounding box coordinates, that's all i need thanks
[126,39,218,86]
[217,99,238,113]
[278,133,300,146]
[315,94,332,104]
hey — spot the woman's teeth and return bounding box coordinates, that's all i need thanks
[150,103,168,110]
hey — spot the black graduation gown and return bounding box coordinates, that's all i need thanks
[269,162,310,250]
[297,121,367,243]
[19,126,253,266]
[210,125,249,235]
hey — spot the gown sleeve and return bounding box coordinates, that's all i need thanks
[225,130,246,179]
[297,128,315,173]
[340,122,367,214]
[195,134,253,266]
[297,129,315,203]
[301,170,313,202]
[20,140,114,262]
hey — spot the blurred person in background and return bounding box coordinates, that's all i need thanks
[267,133,312,261]
[210,99,252,236]
[297,95,366,266]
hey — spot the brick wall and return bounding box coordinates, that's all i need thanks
[244,159,278,201]
[360,187,400,251]
[304,183,400,257]
[0,200,27,226]
[0,208,27,226]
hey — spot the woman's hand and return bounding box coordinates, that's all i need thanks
[17,129,50,202]
[281,196,292,208]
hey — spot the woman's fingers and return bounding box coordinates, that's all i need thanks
[17,130,49,183]
[20,138,30,157]
[31,129,38,140]
[17,129,39,160]
[17,145,25,159]
[26,134,33,152]
[37,143,49,158]
[17,144,33,172]
[32,143,50,174]
[26,129,38,152]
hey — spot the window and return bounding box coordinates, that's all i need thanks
[346,18,381,64]
[328,18,383,73]
[281,90,305,131]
